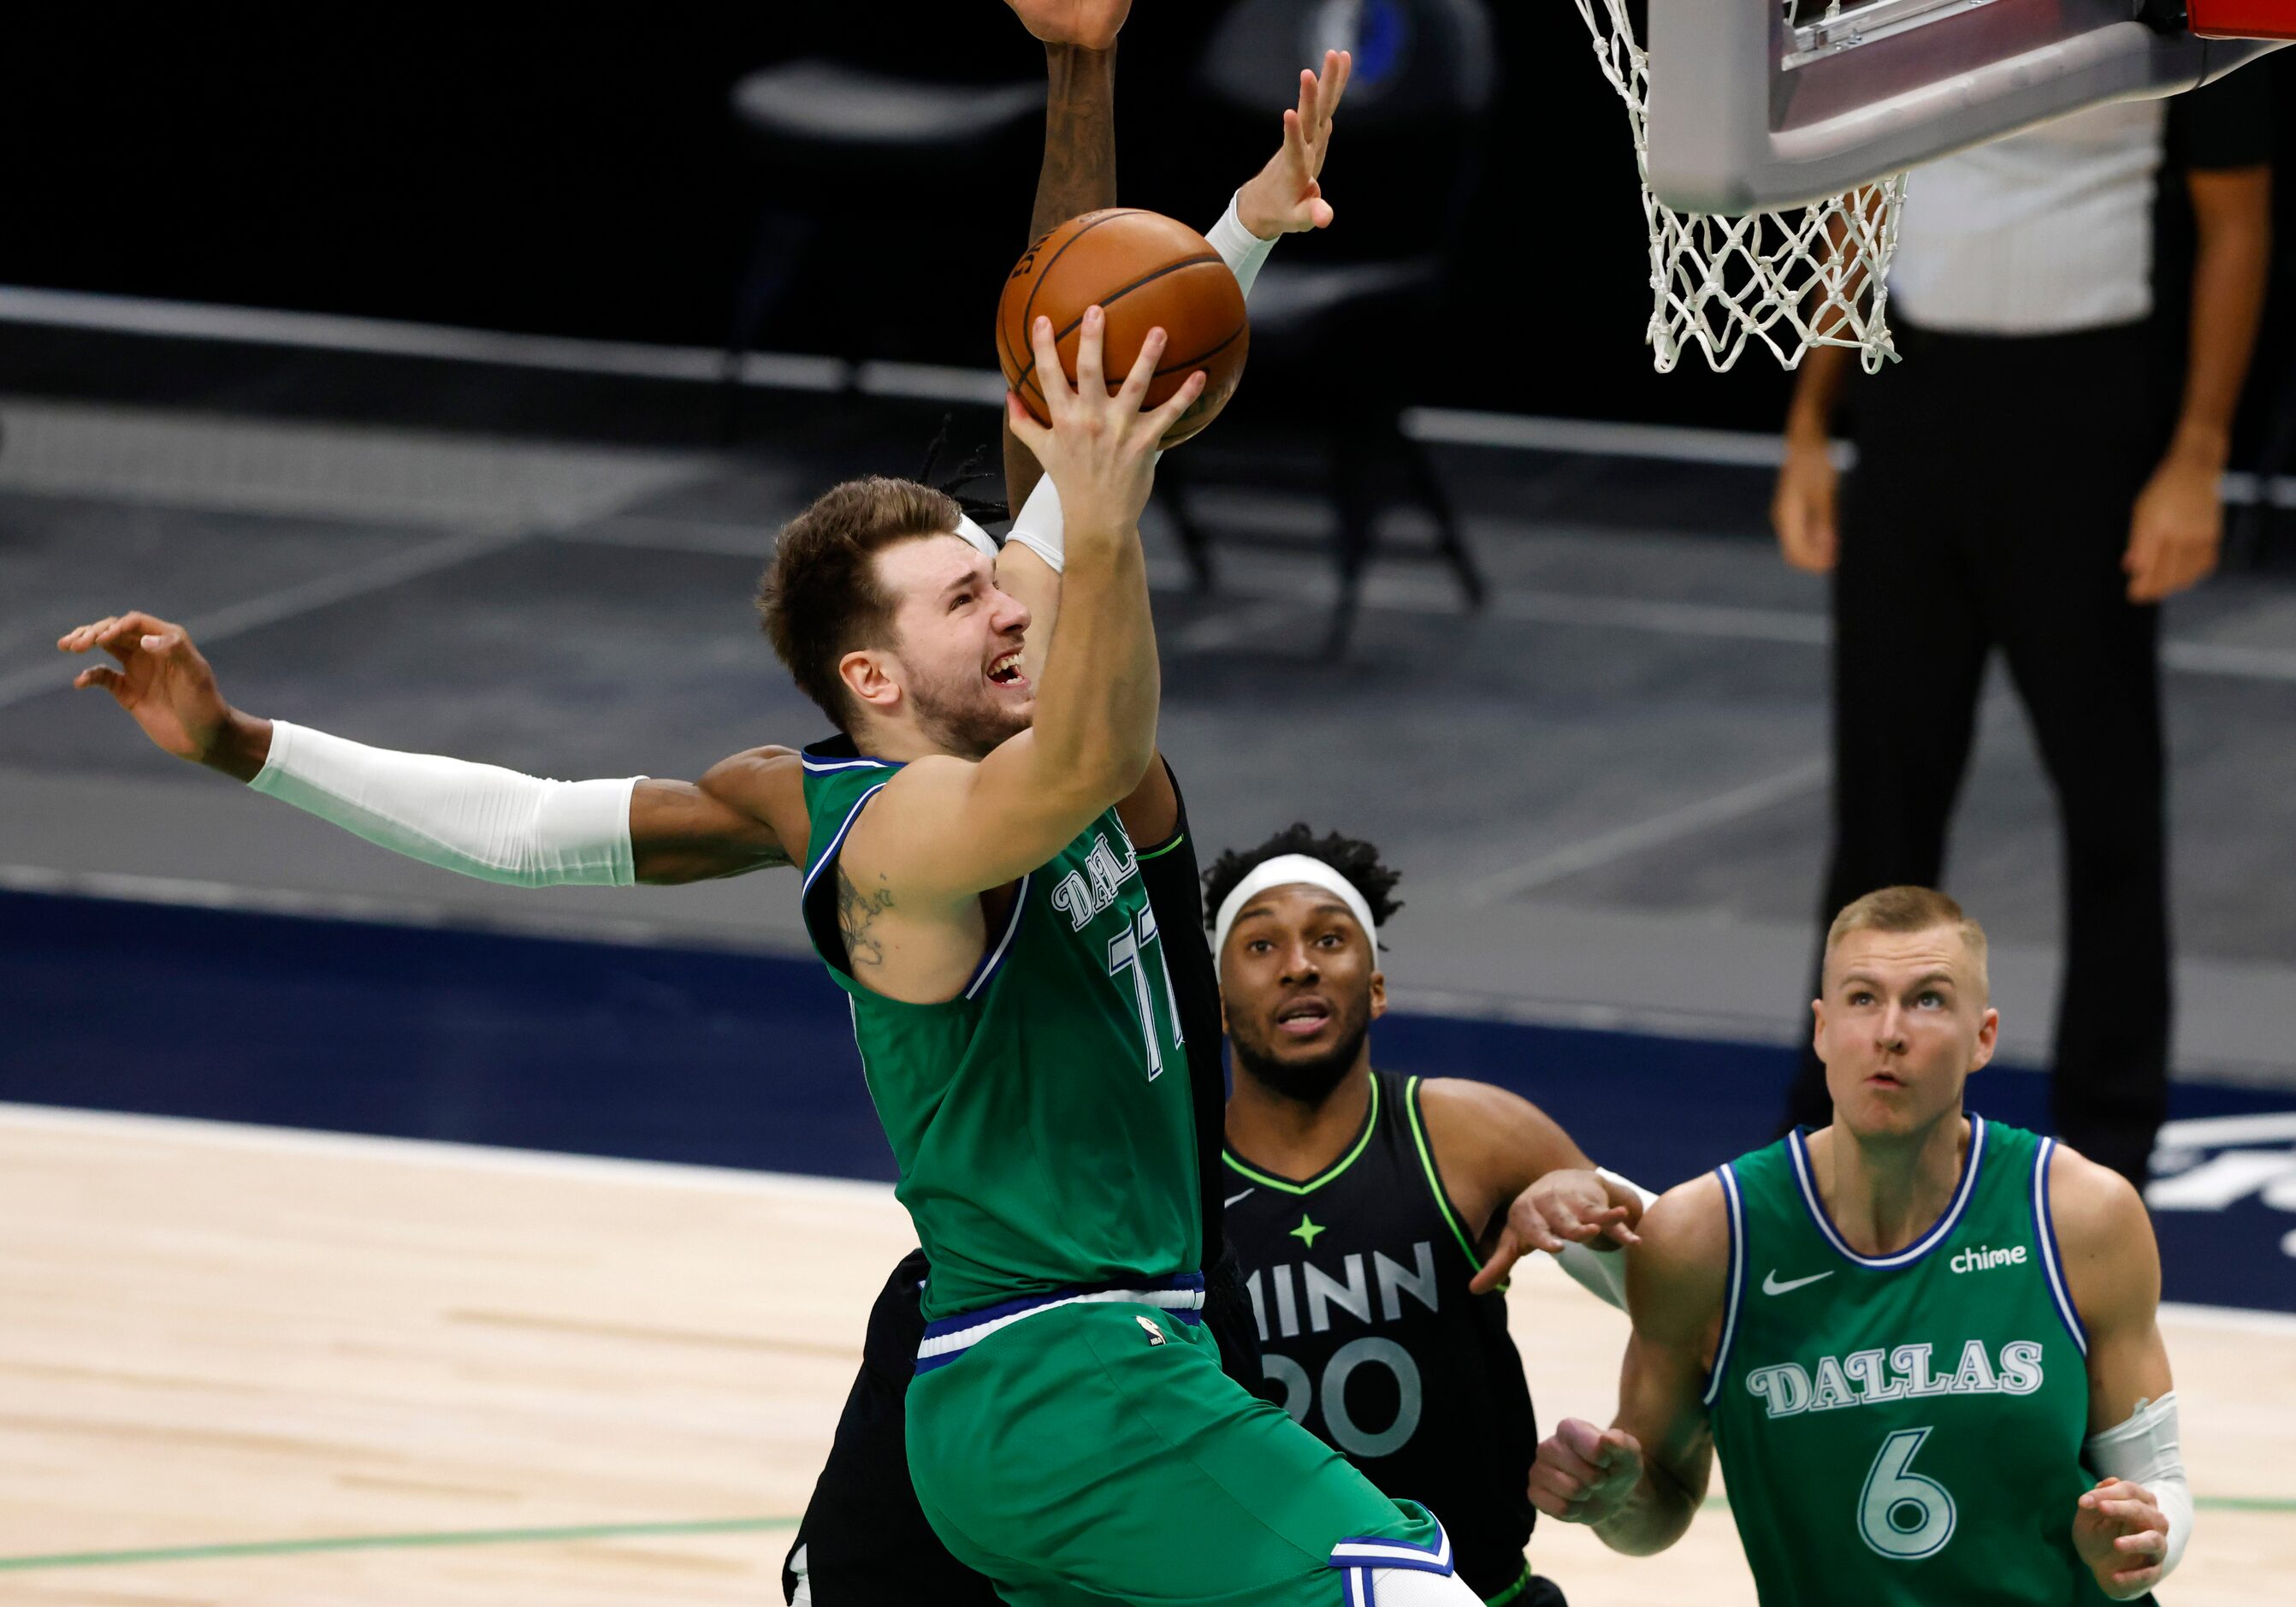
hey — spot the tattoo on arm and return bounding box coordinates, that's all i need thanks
[835,863,894,969]
[1032,44,1118,242]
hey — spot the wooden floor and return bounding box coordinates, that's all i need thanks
[1,1104,2289,1605]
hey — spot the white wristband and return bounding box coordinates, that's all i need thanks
[953,513,999,560]
[1206,189,1278,299]
[1003,471,1067,575]
[2084,1392,2190,1592]
[250,720,641,889]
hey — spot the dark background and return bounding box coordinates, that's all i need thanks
[3,3,2294,443]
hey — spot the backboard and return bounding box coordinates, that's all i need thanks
[1647,1,2287,215]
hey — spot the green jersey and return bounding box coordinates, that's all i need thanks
[1706,1118,2113,1606]
[799,738,1198,1321]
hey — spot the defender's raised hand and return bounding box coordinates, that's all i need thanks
[1470,1168,1642,1295]
[57,612,264,778]
[1003,0,1130,50]
[1004,305,1204,542]
[1237,50,1352,239]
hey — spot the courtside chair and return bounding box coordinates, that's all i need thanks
[1162,0,1493,656]
[721,59,1044,442]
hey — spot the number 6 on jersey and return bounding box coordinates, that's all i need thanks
[1859,1426,1957,1561]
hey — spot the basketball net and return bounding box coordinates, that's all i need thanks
[1576,0,1905,373]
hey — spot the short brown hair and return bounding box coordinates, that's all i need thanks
[1826,886,1990,996]
[756,477,962,729]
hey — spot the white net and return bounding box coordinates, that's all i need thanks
[1575,0,1905,374]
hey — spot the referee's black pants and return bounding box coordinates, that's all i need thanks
[1781,319,2172,1187]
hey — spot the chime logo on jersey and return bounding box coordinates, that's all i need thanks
[1050,830,1139,930]
[1949,1242,2028,1274]
[1744,1337,2047,1419]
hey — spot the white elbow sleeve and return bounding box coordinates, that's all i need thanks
[1205,189,1278,300]
[1556,1239,1630,1312]
[1553,1169,1658,1313]
[2084,1392,2191,1586]
[249,720,640,888]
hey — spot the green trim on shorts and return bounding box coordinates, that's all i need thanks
[1482,1563,1536,1606]
[1222,1075,1382,1195]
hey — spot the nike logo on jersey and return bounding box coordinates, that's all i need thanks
[1224,1188,1256,1207]
[1762,1269,1835,1296]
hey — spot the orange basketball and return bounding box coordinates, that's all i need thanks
[997,209,1249,448]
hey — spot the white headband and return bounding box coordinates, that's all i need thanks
[953,513,999,559]
[1211,854,1381,974]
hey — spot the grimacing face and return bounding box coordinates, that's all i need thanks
[846,535,1034,760]
[1218,882,1386,1104]
[1814,922,1998,1142]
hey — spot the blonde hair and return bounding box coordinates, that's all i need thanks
[1826,886,1990,998]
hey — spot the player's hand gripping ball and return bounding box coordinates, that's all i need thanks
[997,209,1248,448]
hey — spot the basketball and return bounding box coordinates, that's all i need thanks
[997,208,1250,448]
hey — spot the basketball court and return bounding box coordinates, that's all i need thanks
[7,0,2296,1601]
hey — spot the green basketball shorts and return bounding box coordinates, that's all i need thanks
[906,1277,1454,1607]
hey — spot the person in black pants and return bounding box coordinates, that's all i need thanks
[1771,71,2276,1185]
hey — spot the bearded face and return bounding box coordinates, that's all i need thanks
[1218,883,1386,1108]
[856,536,1036,761]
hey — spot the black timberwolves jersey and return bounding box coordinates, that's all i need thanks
[1223,1070,1540,1601]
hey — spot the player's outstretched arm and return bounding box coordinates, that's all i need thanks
[1531,1176,1725,1556]
[57,611,804,887]
[2056,1147,2187,1600]
[1413,1080,1648,1308]
[847,311,1202,908]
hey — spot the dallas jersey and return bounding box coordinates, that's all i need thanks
[1224,1070,1541,1602]
[1707,1117,2118,1605]
[799,738,1198,1322]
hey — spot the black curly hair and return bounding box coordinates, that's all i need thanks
[1201,824,1404,934]
[916,414,1009,525]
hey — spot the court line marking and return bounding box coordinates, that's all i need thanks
[0,284,846,392]
[11,282,2296,511]
[4,1497,2277,1574]
[1694,1493,2296,1515]
[0,1515,799,1573]
[1466,758,1830,905]
[6,1102,2293,1327]
[0,1100,897,1203]
[0,860,808,958]
[546,520,2296,681]
[0,525,530,711]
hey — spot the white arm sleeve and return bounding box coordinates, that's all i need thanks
[1002,192,1279,578]
[1552,1169,1660,1313]
[249,720,641,888]
[2083,1392,2191,1592]
[1556,1241,1630,1311]
[1204,189,1278,299]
